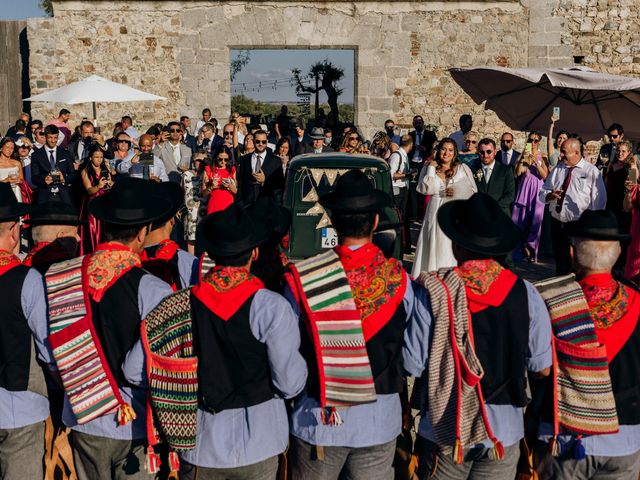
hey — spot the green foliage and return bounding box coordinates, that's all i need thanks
[230,95,354,124]
[39,0,53,16]
[230,50,251,82]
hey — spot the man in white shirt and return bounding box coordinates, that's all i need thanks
[540,138,607,275]
[389,135,413,253]
[121,115,140,140]
[195,108,212,134]
[449,114,473,152]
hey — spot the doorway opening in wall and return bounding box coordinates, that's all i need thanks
[230,48,355,139]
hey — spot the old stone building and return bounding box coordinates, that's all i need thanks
[23,0,640,139]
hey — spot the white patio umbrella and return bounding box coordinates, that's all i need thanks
[449,66,640,140]
[23,74,165,123]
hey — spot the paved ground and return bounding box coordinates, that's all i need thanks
[402,221,556,283]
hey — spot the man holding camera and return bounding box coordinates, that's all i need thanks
[31,125,76,204]
[68,120,114,166]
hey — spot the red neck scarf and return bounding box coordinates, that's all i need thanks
[140,239,180,262]
[0,249,22,276]
[579,273,640,361]
[191,266,264,321]
[334,243,407,341]
[86,242,142,302]
[456,259,518,313]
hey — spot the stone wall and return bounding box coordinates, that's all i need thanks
[25,1,633,143]
[557,0,640,76]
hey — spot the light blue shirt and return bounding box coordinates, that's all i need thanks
[411,280,553,448]
[285,262,433,448]
[124,288,308,468]
[177,249,199,287]
[117,152,169,182]
[61,274,173,440]
[0,268,52,429]
[538,423,640,457]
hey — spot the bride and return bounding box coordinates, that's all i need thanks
[412,138,477,276]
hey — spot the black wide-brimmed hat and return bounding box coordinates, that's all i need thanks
[88,177,171,226]
[565,209,630,241]
[150,182,185,230]
[30,201,86,226]
[438,192,521,256]
[319,169,391,213]
[197,203,271,257]
[247,197,291,240]
[0,183,31,221]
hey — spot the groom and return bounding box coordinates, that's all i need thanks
[472,138,515,216]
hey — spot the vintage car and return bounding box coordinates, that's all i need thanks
[283,153,403,261]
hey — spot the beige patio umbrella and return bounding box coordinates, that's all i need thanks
[449,66,640,140]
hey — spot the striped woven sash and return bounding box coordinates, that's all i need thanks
[289,250,376,416]
[534,275,619,447]
[46,256,133,426]
[141,288,198,474]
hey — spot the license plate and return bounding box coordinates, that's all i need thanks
[321,227,338,249]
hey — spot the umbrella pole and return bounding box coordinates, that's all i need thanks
[92,102,97,126]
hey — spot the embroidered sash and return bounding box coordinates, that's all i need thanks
[0,250,22,276]
[416,268,503,463]
[534,275,619,450]
[287,250,377,419]
[141,288,198,474]
[45,252,137,426]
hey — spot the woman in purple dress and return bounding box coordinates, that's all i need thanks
[511,132,549,262]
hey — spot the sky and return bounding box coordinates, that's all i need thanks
[232,49,355,104]
[0,0,46,19]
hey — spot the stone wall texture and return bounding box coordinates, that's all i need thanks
[25,0,640,142]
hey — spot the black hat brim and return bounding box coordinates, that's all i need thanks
[197,210,272,257]
[438,199,521,256]
[0,203,31,221]
[320,189,391,213]
[151,183,185,229]
[564,226,631,242]
[29,215,87,226]
[88,193,171,226]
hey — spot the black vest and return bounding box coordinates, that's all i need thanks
[191,293,275,413]
[89,267,146,388]
[302,303,407,400]
[471,278,530,406]
[0,265,32,391]
[608,317,640,425]
[142,245,182,290]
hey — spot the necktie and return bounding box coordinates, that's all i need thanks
[49,150,56,170]
[556,166,574,213]
[484,167,492,182]
[505,151,510,166]
[254,155,262,173]
[172,144,181,166]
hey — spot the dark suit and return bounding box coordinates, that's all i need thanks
[496,149,521,169]
[67,138,114,164]
[237,150,284,207]
[31,146,76,204]
[184,133,198,153]
[472,160,515,216]
[405,128,437,224]
[294,142,334,156]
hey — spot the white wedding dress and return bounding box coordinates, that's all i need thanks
[411,164,477,277]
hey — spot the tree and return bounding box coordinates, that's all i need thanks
[292,59,344,130]
[230,50,251,82]
[39,0,53,16]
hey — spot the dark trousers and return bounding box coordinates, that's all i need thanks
[415,437,519,480]
[551,216,572,275]
[180,455,279,480]
[394,187,409,252]
[70,431,152,480]
[290,436,396,480]
[0,420,45,480]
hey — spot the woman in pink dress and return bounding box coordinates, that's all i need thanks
[203,145,237,214]
[79,145,113,254]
